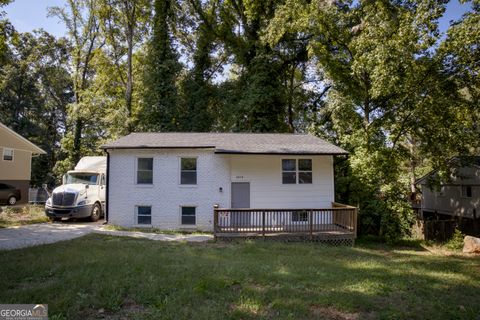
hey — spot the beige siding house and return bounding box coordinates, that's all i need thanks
[0,122,46,204]
[416,158,480,220]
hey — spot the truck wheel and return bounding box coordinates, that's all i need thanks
[90,203,101,222]
[7,196,17,205]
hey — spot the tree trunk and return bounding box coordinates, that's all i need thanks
[73,118,83,165]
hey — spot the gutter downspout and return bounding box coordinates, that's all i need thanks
[103,149,110,224]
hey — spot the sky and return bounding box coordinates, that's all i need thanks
[2,0,473,39]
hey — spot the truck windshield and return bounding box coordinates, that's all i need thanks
[65,173,98,185]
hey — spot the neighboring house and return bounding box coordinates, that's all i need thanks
[416,157,480,221]
[0,122,46,204]
[101,133,350,233]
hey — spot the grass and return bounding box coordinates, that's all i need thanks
[0,235,479,320]
[0,205,49,228]
[103,224,212,235]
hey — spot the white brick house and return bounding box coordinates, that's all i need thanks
[101,133,348,231]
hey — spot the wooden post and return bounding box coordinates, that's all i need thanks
[309,210,313,240]
[262,211,266,240]
[213,204,219,240]
[354,207,358,239]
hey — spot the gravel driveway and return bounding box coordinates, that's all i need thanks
[0,221,213,250]
[0,221,103,250]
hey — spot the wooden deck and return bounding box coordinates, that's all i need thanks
[213,203,357,244]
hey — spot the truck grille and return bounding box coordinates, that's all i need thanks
[52,192,76,206]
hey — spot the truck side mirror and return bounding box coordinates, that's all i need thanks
[85,184,89,189]
[62,174,66,185]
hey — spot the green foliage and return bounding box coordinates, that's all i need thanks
[445,228,464,250]
[140,0,181,132]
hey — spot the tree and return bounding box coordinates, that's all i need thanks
[265,0,455,241]
[49,0,104,169]
[140,0,182,132]
[0,27,72,186]
[97,0,152,132]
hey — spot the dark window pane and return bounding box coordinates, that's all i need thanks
[292,211,308,222]
[181,207,196,225]
[282,159,296,171]
[463,186,472,198]
[138,206,151,216]
[182,215,196,225]
[0,184,6,189]
[138,216,151,224]
[181,158,196,170]
[181,171,197,185]
[282,172,296,184]
[298,159,312,171]
[299,172,312,184]
[182,207,196,216]
[137,171,153,184]
[138,158,153,170]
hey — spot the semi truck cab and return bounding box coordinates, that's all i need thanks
[45,157,106,221]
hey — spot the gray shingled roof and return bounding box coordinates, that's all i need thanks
[101,133,348,155]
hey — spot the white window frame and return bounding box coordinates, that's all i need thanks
[135,205,152,225]
[135,157,154,185]
[282,159,313,184]
[180,205,197,226]
[2,148,14,162]
[179,157,198,186]
[298,159,313,184]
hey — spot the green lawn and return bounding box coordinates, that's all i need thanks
[0,235,479,320]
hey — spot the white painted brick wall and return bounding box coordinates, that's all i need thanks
[108,149,230,231]
[108,150,335,231]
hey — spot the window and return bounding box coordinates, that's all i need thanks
[282,159,312,184]
[282,159,296,184]
[137,206,151,225]
[3,148,13,161]
[292,210,308,222]
[462,185,472,198]
[298,159,312,184]
[181,158,197,185]
[181,206,196,225]
[137,158,153,184]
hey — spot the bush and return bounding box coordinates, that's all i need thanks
[445,228,464,250]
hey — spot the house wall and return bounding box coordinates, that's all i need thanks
[228,154,334,208]
[108,150,336,230]
[0,147,32,181]
[0,144,32,204]
[421,166,480,218]
[108,149,231,230]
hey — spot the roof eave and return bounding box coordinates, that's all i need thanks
[214,150,349,155]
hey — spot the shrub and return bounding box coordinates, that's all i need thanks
[445,228,464,250]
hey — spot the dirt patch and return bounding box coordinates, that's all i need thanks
[310,305,360,320]
[81,297,148,320]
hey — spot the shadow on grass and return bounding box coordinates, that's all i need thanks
[0,234,479,320]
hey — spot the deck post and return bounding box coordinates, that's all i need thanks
[213,204,219,240]
[262,211,266,240]
[354,207,358,238]
[309,210,313,240]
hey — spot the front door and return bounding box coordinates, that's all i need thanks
[231,182,250,227]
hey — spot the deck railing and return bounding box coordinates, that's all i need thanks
[213,202,357,239]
